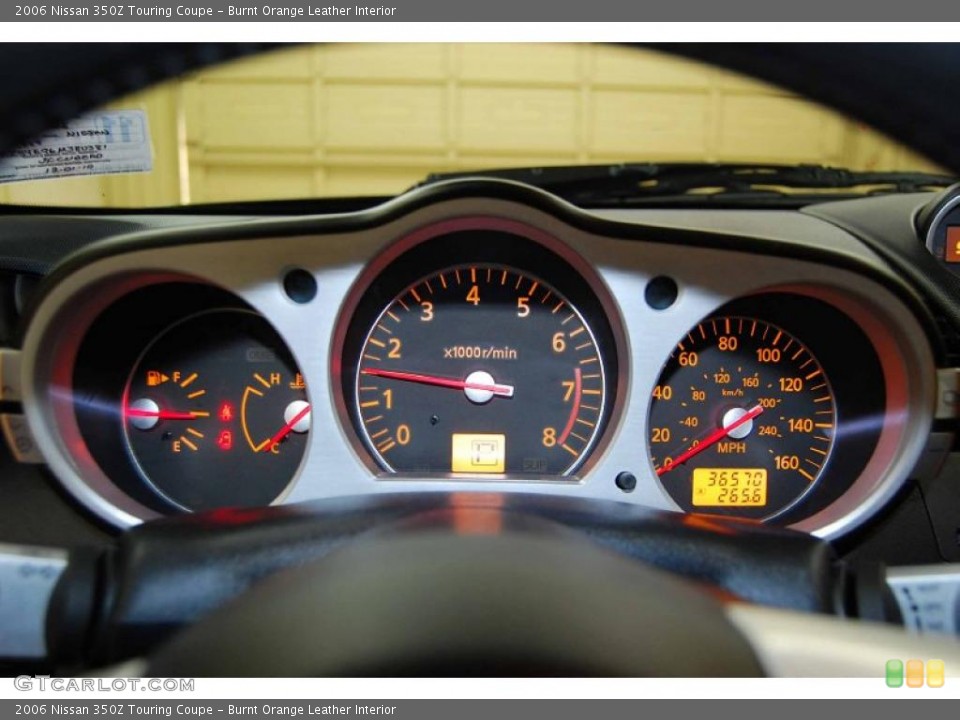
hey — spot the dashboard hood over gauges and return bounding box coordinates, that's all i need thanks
[11,177,939,546]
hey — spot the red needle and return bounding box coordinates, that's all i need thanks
[260,404,312,453]
[125,408,197,420]
[361,368,514,397]
[656,403,764,477]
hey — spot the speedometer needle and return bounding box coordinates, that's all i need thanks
[361,368,515,398]
[656,403,764,477]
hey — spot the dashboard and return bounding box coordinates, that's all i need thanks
[6,179,948,542]
[6,42,960,677]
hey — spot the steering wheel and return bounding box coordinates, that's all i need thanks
[38,494,960,676]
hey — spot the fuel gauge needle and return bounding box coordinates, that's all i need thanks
[125,398,211,431]
[656,403,764,477]
[124,408,200,420]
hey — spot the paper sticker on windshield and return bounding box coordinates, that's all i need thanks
[0,110,152,184]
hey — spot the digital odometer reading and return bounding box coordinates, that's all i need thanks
[649,316,836,520]
[692,468,767,507]
[352,264,609,476]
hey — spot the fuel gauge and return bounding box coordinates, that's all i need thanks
[123,309,307,511]
[126,371,211,450]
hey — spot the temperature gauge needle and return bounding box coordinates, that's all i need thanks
[260,403,312,453]
[361,368,514,397]
[656,403,764,477]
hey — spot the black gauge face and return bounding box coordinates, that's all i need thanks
[123,310,309,511]
[649,316,837,520]
[350,262,611,476]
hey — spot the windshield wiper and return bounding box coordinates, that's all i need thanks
[418,163,958,207]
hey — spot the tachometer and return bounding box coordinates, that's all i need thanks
[649,316,836,520]
[348,261,613,476]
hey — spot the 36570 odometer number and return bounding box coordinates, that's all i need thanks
[648,316,836,520]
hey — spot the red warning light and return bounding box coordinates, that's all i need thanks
[217,430,233,451]
[219,402,234,422]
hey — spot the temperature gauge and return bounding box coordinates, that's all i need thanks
[240,370,311,485]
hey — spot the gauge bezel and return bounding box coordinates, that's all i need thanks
[763,284,926,538]
[921,184,960,275]
[331,216,629,482]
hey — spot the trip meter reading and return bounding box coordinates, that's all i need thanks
[350,263,611,476]
[649,316,836,520]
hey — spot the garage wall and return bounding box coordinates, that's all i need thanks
[0,44,943,207]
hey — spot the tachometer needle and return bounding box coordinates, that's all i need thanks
[656,403,764,477]
[361,368,515,398]
[260,403,312,453]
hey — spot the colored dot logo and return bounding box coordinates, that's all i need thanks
[886,659,945,688]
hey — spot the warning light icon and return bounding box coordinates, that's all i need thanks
[289,373,306,390]
[219,402,234,422]
[217,430,233,451]
[146,371,170,387]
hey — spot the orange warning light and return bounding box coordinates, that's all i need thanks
[146,371,169,387]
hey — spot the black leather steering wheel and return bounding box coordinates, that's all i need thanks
[145,510,763,676]
[43,492,899,676]
[41,494,960,676]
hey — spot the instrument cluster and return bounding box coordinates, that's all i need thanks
[18,180,937,538]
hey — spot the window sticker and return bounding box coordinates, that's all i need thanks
[0,109,152,184]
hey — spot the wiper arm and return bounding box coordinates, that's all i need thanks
[419,163,958,204]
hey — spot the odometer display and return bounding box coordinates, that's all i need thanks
[649,316,836,520]
[691,468,767,507]
[350,263,610,476]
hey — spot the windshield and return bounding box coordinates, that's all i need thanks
[0,43,945,209]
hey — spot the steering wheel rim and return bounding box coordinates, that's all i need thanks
[100,504,960,678]
[142,510,764,677]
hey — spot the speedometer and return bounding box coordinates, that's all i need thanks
[649,316,837,520]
